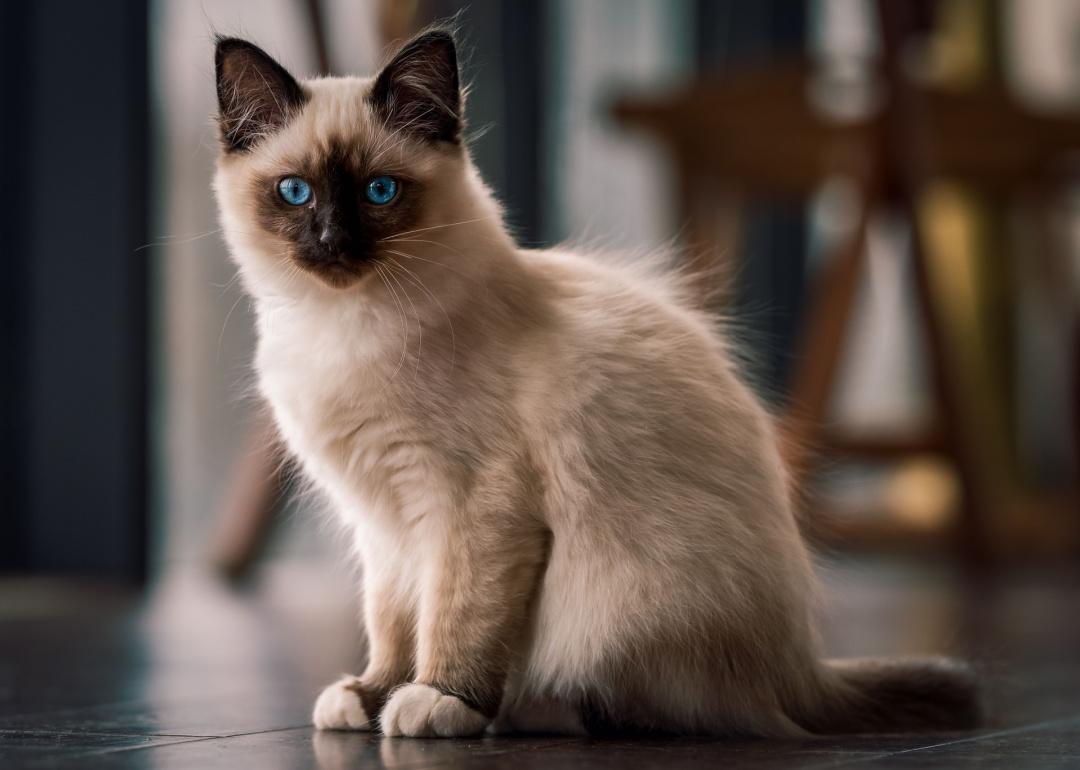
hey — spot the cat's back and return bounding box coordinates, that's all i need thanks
[519,245,791,518]
[516,246,781,493]
[519,246,738,388]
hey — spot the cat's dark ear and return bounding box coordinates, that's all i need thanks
[369,29,462,144]
[215,37,307,153]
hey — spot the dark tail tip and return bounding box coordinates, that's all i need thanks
[811,657,982,734]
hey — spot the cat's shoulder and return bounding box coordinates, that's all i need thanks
[519,245,706,321]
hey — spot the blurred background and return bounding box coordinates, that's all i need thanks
[2,3,1080,762]
[2,0,1078,582]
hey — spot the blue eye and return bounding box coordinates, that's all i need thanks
[278,176,312,206]
[365,176,398,205]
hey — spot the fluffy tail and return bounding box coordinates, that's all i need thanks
[803,657,982,734]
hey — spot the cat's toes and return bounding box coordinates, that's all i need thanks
[380,683,489,738]
[313,676,372,731]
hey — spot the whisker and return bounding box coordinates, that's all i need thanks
[219,256,303,346]
[213,247,293,294]
[134,227,224,252]
[379,214,499,242]
[217,292,248,364]
[135,225,265,253]
[380,237,465,257]
[384,256,456,375]
[383,248,473,283]
[213,271,243,293]
[382,262,423,381]
[373,263,410,393]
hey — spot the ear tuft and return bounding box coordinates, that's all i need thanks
[368,29,462,144]
[215,37,307,153]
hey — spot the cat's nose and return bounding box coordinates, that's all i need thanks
[319,223,351,254]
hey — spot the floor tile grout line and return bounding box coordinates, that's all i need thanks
[8,716,1080,764]
[802,713,1080,769]
[0,728,220,739]
[88,724,314,757]
[91,734,223,757]
[0,723,313,741]
[0,691,313,726]
[884,714,1080,755]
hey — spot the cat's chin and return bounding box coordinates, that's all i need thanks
[297,259,374,290]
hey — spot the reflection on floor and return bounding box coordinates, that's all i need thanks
[1,556,1079,768]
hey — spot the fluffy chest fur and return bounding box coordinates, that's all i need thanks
[255,296,452,532]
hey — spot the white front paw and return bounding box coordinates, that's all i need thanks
[380,683,489,738]
[313,675,371,731]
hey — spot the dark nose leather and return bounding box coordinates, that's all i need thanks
[319,223,351,255]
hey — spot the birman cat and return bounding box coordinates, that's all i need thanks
[213,28,979,738]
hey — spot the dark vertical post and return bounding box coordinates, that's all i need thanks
[497,0,545,245]
[3,0,150,580]
[694,0,807,403]
[430,0,547,246]
[0,0,31,571]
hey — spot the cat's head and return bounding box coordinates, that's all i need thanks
[213,29,496,296]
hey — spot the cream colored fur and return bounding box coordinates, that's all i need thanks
[214,32,978,739]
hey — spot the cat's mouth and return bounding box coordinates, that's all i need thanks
[295,253,372,289]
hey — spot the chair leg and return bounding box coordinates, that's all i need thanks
[906,198,994,563]
[209,414,288,580]
[783,191,875,491]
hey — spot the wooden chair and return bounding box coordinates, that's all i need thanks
[615,1,1080,561]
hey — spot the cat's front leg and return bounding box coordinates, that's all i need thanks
[314,564,415,731]
[380,518,547,738]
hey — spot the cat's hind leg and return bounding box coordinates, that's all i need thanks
[490,694,587,735]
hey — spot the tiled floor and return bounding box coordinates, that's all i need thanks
[2,556,1079,768]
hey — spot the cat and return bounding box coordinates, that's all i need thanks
[213,28,980,738]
